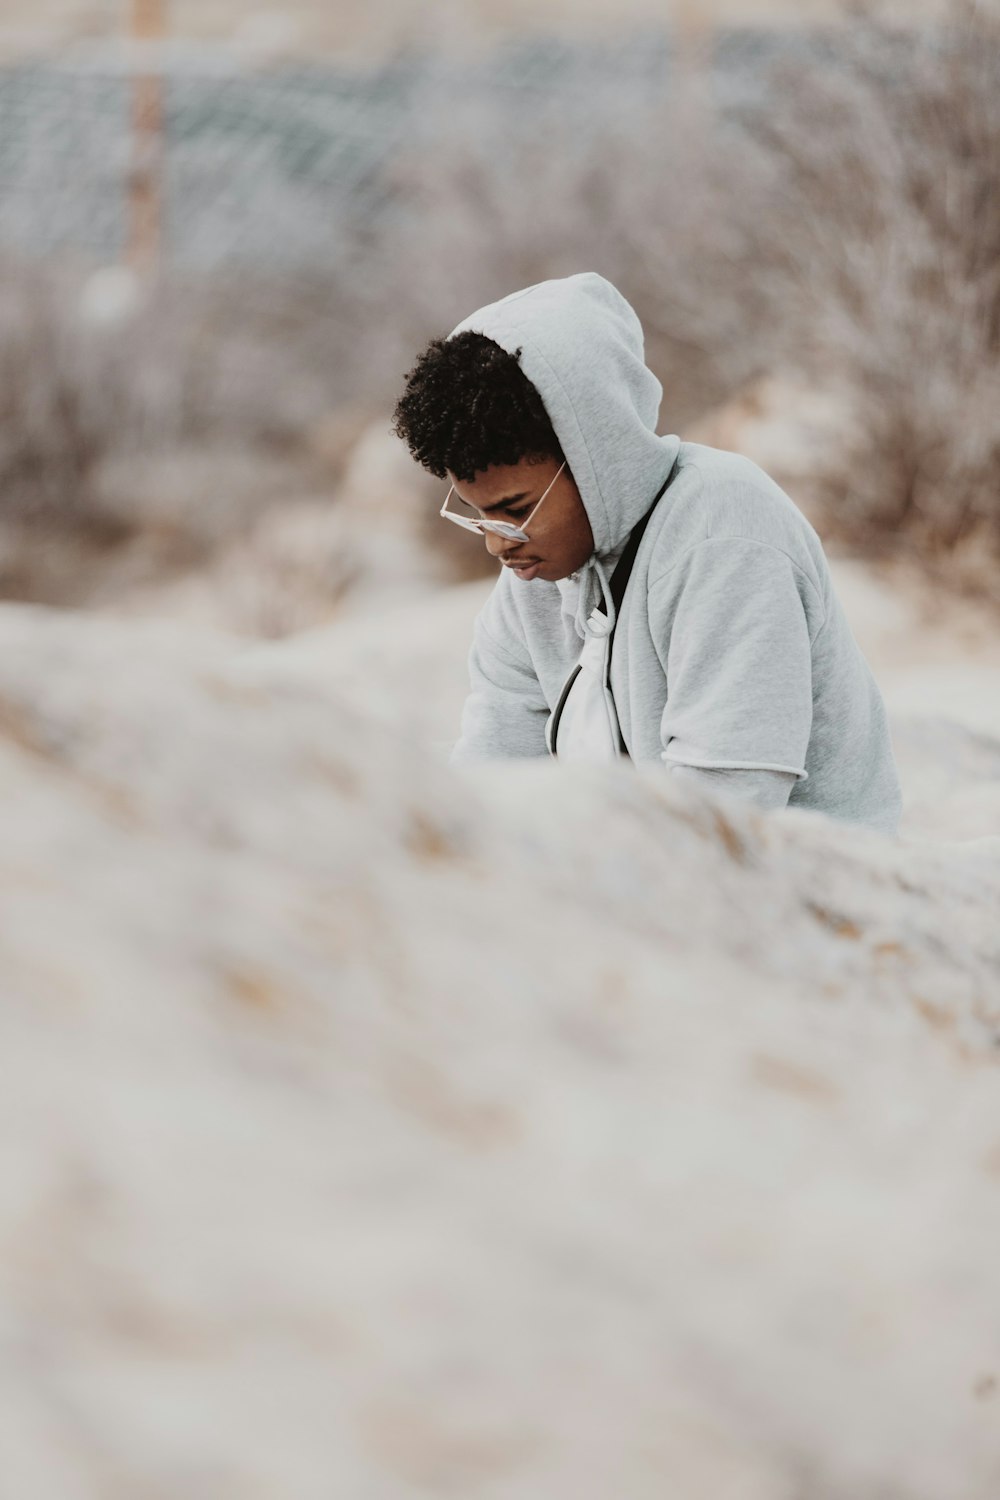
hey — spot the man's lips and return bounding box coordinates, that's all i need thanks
[504,559,543,581]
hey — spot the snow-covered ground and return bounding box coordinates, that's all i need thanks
[0,550,998,1496]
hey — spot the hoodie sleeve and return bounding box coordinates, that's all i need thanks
[669,763,798,811]
[449,599,550,763]
[652,537,825,779]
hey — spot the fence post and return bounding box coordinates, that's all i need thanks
[128,0,166,272]
[674,0,709,69]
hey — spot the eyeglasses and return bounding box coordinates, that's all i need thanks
[440,460,567,542]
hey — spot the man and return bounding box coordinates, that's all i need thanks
[392,271,902,834]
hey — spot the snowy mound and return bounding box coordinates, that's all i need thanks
[1,601,999,1500]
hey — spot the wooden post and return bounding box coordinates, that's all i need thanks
[672,0,712,122]
[127,0,166,272]
[674,0,709,71]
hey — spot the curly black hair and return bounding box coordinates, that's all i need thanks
[391,330,563,483]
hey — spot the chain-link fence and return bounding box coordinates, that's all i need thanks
[0,25,823,274]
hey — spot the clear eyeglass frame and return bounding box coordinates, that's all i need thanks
[439,460,567,542]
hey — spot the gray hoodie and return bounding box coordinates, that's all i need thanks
[447,272,903,836]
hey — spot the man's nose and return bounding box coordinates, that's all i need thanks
[485,531,519,561]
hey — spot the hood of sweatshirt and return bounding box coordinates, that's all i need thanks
[448,271,681,640]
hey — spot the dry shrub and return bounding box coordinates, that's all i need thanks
[370,9,1000,598]
[0,261,127,531]
[0,258,365,522]
[736,3,1000,594]
[0,256,373,608]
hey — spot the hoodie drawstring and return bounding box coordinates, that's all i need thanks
[562,551,620,643]
[589,553,617,634]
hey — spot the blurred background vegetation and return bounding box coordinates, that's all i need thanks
[0,0,997,633]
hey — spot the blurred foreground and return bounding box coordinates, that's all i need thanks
[0,578,999,1496]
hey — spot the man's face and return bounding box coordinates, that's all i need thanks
[448,455,595,583]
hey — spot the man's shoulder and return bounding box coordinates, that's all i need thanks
[645,440,826,587]
[666,440,810,531]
